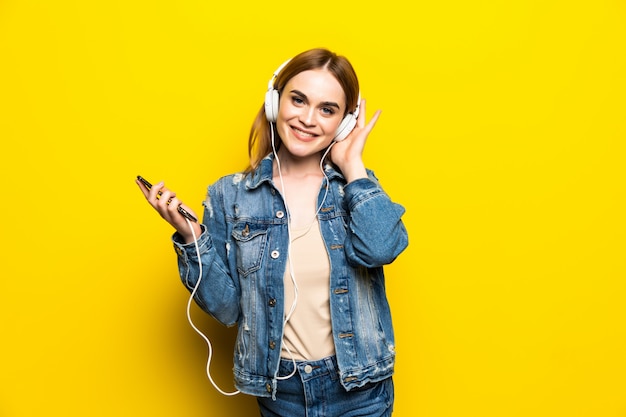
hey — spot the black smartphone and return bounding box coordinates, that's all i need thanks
[137,175,198,222]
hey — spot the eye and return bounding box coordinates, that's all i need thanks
[321,106,336,116]
[291,95,305,106]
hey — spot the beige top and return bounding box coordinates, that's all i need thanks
[281,219,335,361]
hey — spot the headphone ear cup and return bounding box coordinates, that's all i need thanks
[264,89,279,122]
[334,113,357,142]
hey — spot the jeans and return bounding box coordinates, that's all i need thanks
[257,356,394,417]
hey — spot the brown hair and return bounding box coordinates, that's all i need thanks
[244,48,360,174]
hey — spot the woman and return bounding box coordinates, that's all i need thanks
[137,48,408,416]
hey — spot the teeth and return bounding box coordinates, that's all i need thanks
[294,127,314,137]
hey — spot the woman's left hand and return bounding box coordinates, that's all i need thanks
[330,99,381,183]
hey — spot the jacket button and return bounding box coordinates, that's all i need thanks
[268,298,277,307]
[276,210,285,218]
[271,250,280,259]
[269,341,276,350]
[266,383,272,393]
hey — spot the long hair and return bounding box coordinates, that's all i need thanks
[244,48,360,174]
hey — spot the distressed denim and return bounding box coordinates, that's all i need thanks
[172,154,408,398]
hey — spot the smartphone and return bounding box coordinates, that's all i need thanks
[137,175,198,222]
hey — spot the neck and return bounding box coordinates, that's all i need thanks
[274,148,326,177]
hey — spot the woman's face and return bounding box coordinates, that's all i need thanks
[276,69,346,159]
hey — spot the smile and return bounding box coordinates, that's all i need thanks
[292,127,317,138]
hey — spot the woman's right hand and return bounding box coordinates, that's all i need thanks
[136,178,201,243]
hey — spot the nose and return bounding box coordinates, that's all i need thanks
[299,106,316,127]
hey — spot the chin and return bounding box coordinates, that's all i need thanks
[291,137,334,154]
[278,135,327,156]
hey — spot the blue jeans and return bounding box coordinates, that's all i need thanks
[257,356,394,417]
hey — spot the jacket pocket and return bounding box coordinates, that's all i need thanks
[231,222,268,277]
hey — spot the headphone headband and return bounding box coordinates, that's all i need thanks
[267,58,291,90]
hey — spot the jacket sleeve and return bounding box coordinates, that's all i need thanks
[171,179,240,327]
[342,172,408,268]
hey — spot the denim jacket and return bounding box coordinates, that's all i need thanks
[172,154,408,398]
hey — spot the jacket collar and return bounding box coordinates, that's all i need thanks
[245,153,345,190]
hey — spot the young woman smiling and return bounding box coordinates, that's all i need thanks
[137,48,408,416]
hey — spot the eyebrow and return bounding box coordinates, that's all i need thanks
[290,89,342,111]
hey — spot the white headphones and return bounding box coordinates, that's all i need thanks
[264,58,360,142]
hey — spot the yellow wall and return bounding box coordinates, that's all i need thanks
[1,1,625,416]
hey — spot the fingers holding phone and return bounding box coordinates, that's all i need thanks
[136,176,201,242]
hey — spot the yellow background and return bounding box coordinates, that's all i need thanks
[1,0,625,416]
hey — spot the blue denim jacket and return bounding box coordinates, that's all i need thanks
[172,154,408,398]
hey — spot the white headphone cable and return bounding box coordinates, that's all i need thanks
[183,128,336,389]
[184,216,240,396]
[270,124,299,380]
[269,123,334,380]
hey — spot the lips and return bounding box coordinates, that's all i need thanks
[291,126,318,141]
